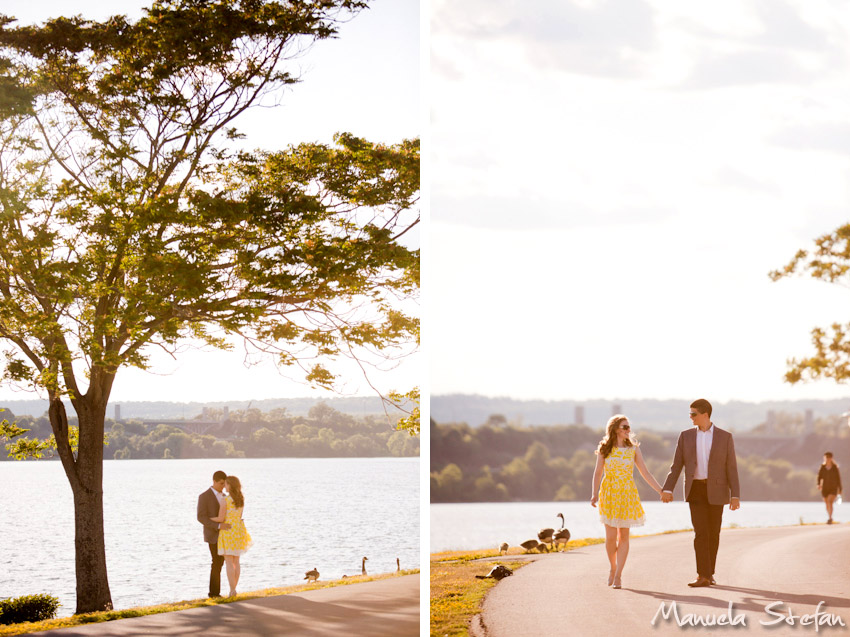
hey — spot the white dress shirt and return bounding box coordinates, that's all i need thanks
[212,487,225,529]
[694,424,714,480]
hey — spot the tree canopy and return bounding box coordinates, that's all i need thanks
[770,224,850,384]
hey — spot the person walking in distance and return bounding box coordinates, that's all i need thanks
[661,399,740,587]
[817,452,842,524]
[197,470,231,598]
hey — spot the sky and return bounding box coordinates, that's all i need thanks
[431,0,850,403]
[0,0,419,403]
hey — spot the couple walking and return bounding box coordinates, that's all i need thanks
[591,399,740,589]
[197,470,253,598]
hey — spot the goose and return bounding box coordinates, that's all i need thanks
[304,568,319,582]
[535,542,550,553]
[341,556,368,579]
[499,542,509,555]
[520,539,540,553]
[553,513,571,551]
[475,565,513,581]
[537,515,556,550]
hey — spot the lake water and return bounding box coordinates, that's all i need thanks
[430,500,840,552]
[0,457,419,616]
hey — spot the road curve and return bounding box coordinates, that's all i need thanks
[471,524,850,637]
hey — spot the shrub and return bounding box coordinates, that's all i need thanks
[0,593,61,625]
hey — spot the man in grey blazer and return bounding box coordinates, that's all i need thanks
[661,399,740,588]
[197,470,231,598]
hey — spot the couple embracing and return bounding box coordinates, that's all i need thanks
[591,399,740,589]
[197,470,254,598]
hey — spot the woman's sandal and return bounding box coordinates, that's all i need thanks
[612,576,622,589]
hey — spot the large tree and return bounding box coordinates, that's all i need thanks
[770,225,850,384]
[0,0,418,613]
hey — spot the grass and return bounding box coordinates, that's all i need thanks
[430,538,604,637]
[430,555,526,637]
[0,570,418,636]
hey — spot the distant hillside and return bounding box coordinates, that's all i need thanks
[1,400,417,461]
[430,419,849,502]
[431,394,850,432]
[0,396,387,420]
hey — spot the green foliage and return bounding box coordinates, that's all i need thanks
[388,386,419,436]
[0,130,420,395]
[0,418,51,459]
[0,594,60,625]
[386,429,419,456]
[0,416,103,460]
[736,455,819,500]
[1,404,421,461]
[0,0,417,407]
[431,421,823,502]
[433,463,465,501]
[771,223,850,384]
[87,404,417,460]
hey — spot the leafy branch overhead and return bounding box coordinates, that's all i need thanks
[389,386,419,436]
[770,223,850,384]
[0,417,95,460]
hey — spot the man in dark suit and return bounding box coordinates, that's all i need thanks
[197,470,231,598]
[661,399,740,588]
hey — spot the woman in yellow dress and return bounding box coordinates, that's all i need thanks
[591,414,663,589]
[211,475,253,597]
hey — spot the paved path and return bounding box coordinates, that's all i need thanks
[472,524,850,637]
[26,575,419,636]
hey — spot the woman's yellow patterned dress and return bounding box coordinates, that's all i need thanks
[217,494,253,556]
[598,446,645,528]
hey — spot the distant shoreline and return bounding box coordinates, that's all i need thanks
[0,395,390,419]
[431,393,850,431]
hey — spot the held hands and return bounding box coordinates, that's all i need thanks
[221,522,232,530]
[660,491,673,503]
[730,497,740,511]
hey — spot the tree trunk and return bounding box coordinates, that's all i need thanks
[73,398,113,613]
[71,484,113,613]
[49,395,114,613]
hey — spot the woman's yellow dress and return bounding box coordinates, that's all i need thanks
[598,446,645,528]
[217,494,253,556]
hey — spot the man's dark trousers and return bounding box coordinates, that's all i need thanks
[688,479,723,578]
[208,542,224,597]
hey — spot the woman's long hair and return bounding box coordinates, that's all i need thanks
[226,475,245,509]
[595,414,636,459]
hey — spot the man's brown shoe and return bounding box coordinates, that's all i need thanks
[710,577,716,585]
[688,577,711,587]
